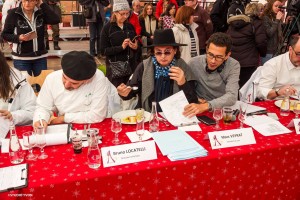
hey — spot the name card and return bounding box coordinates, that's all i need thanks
[101,140,157,168]
[208,128,256,149]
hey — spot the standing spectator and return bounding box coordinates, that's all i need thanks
[227,3,267,88]
[155,0,178,19]
[161,3,176,29]
[261,0,284,64]
[210,0,232,33]
[44,0,61,50]
[86,0,110,58]
[1,0,60,76]
[185,0,213,54]
[139,3,158,46]
[100,0,138,87]
[132,0,140,16]
[172,5,199,63]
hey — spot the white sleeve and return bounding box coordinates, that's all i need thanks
[11,82,36,125]
[64,74,109,123]
[257,62,277,99]
[33,76,55,124]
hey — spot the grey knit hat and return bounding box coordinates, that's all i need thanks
[113,0,130,12]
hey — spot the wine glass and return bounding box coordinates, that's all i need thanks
[213,108,223,130]
[136,117,145,142]
[238,105,248,129]
[294,101,300,118]
[22,131,37,160]
[35,126,48,159]
[111,118,122,145]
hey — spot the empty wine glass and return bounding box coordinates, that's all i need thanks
[35,126,48,159]
[238,105,248,128]
[294,101,300,118]
[22,131,37,160]
[111,118,122,145]
[213,108,223,130]
[136,117,145,142]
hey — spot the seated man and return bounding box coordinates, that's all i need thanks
[183,32,240,117]
[257,35,300,100]
[33,51,109,128]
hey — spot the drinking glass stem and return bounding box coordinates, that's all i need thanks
[240,121,244,128]
[215,120,220,129]
[115,133,119,141]
[40,148,45,154]
[139,136,142,142]
[29,148,33,155]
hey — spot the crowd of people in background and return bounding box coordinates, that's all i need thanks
[0,0,299,125]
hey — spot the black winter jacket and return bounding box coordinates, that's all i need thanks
[1,3,60,57]
[227,16,267,68]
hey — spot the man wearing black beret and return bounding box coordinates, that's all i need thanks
[33,51,111,128]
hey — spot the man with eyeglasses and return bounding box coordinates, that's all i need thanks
[257,35,300,100]
[183,32,240,117]
[184,0,213,55]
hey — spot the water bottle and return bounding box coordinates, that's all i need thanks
[9,125,24,164]
[87,128,101,169]
[280,88,290,116]
[149,102,159,132]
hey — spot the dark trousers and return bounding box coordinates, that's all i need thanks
[88,17,103,57]
[239,67,257,89]
[13,57,47,76]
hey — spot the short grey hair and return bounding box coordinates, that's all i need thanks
[132,0,140,6]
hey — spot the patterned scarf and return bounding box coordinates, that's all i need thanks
[152,56,176,79]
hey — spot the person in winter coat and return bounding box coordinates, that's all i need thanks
[0,50,36,125]
[172,5,199,63]
[227,3,267,88]
[100,0,138,87]
[1,0,60,77]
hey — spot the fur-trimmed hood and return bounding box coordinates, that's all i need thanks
[227,14,250,29]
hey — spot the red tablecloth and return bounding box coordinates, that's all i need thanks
[0,101,300,199]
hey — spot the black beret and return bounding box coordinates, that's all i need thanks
[61,51,97,81]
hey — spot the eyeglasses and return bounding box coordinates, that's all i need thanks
[291,47,300,57]
[206,52,225,62]
[117,12,130,17]
[154,50,173,57]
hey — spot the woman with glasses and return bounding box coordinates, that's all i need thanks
[172,5,199,63]
[117,29,198,112]
[261,0,284,64]
[1,0,60,77]
[0,50,36,125]
[100,0,138,87]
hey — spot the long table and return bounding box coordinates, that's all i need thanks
[0,101,300,199]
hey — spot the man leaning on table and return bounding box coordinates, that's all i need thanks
[183,32,240,117]
[33,51,110,128]
[257,35,300,100]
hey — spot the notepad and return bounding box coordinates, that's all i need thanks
[0,163,28,192]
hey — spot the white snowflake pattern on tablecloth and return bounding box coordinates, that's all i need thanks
[72,190,80,198]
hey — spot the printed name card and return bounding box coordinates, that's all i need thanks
[101,140,157,167]
[208,128,256,149]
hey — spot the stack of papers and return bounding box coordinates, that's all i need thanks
[244,115,291,136]
[152,130,207,161]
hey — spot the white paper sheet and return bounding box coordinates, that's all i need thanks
[159,91,199,127]
[178,124,202,131]
[252,121,292,136]
[293,119,300,134]
[44,124,68,146]
[126,130,152,142]
[0,164,27,192]
[244,115,277,127]
[0,117,10,141]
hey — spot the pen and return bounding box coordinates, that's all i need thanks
[39,115,44,127]
[179,122,198,127]
[246,110,267,116]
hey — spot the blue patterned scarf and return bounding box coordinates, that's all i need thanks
[152,56,176,79]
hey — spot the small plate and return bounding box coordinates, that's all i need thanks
[274,100,297,111]
[112,110,151,124]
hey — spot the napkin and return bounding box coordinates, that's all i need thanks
[126,130,152,142]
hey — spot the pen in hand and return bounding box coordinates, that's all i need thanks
[39,115,44,127]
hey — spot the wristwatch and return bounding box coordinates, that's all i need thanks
[275,88,280,96]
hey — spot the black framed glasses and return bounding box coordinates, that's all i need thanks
[291,47,300,57]
[206,52,225,62]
